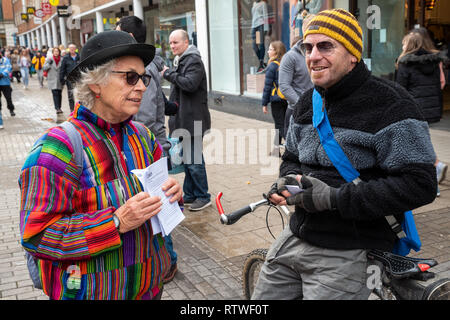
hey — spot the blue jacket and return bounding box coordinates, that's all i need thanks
[262,61,282,106]
[0,57,12,86]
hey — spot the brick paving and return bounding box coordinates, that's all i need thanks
[0,77,449,300]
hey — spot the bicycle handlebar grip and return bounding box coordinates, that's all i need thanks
[221,206,252,225]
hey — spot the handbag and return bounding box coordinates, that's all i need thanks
[168,136,184,174]
[312,89,421,256]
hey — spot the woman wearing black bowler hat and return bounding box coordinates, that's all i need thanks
[19,30,182,300]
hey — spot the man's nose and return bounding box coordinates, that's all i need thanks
[308,45,323,60]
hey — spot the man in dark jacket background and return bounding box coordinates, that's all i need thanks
[163,29,211,211]
[59,44,80,112]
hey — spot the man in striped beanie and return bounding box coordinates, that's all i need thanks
[301,8,363,89]
[253,8,437,300]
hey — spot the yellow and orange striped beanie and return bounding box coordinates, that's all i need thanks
[303,8,363,62]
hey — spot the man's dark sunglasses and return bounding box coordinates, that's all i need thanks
[300,41,336,56]
[111,71,151,87]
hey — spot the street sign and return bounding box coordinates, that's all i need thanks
[49,0,59,6]
[21,13,29,22]
[57,6,70,17]
[34,17,42,24]
[34,9,45,18]
[27,7,36,15]
[42,3,52,14]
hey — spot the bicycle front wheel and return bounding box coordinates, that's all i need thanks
[242,248,268,300]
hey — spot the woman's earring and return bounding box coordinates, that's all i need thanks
[95,94,100,99]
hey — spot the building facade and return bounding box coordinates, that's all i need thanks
[0,0,16,47]
[12,0,450,116]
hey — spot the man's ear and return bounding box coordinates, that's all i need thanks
[351,55,358,64]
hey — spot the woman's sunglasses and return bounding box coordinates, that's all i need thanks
[111,71,151,87]
[300,41,336,56]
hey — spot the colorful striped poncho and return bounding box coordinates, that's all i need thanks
[19,104,172,300]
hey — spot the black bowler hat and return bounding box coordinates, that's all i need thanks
[67,30,155,82]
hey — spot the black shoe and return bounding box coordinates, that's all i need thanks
[10,110,15,117]
[188,199,212,211]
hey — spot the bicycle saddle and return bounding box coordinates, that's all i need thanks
[367,250,438,280]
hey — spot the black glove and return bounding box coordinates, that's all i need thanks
[266,174,300,199]
[285,176,338,213]
[49,59,53,65]
[0,73,3,78]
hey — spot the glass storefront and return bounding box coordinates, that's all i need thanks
[356,0,405,80]
[144,0,196,69]
[208,0,327,96]
[207,0,407,97]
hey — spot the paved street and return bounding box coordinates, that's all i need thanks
[0,76,449,300]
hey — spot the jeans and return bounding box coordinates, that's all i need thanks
[0,111,3,127]
[251,25,265,62]
[164,235,177,265]
[20,67,29,87]
[182,137,210,201]
[36,69,44,87]
[52,89,62,110]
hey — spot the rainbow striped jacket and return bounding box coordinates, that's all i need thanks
[19,104,172,300]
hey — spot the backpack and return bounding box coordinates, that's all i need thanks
[25,120,152,289]
[270,61,286,100]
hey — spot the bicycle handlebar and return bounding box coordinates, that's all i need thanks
[216,192,269,225]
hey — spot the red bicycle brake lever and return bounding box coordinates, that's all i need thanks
[216,192,224,215]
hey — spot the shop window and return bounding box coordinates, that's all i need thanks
[144,0,196,87]
[356,0,405,80]
[239,0,325,96]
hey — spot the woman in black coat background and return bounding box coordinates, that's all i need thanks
[396,31,446,123]
[396,29,448,196]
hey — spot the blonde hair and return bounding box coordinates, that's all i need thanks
[268,40,287,63]
[74,60,116,109]
[397,33,423,67]
[409,28,439,54]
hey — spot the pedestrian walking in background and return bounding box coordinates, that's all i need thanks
[163,29,212,212]
[396,30,448,195]
[10,49,21,83]
[59,43,80,112]
[0,51,15,129]
[19,49,31,90]
[43,47,63,120]
[19,30,182,300]
[278,14,315,136]
[31,51,45,88]
[116,15,180,284]
[262,40,287,157]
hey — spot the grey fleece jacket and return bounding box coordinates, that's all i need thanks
[133,52,170,153]
[278,40,313,110]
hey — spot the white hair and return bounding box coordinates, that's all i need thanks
[74,59,116,109]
